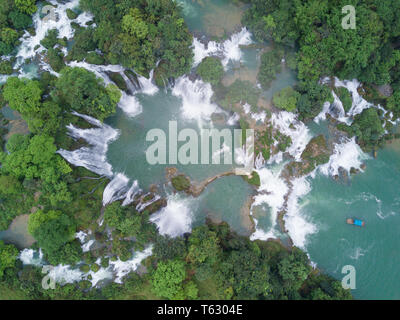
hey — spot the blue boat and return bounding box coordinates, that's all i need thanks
[347,218,365,227]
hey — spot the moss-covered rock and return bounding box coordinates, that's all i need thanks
[80,264,90,273]
[171,174,191,192]
[334,87,352,112]
[66,9,78,20]
[285,135,330,177]
[91,263,100,273]
[242,171,261,187]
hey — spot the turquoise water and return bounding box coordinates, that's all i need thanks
[105,89,256,235]
[301,145,400,299]
[177,0,244,37]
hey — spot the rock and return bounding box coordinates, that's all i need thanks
[124,70,141,91]
[377,84,393,97]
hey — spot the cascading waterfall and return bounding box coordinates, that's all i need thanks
[15,0,93,70]
[192,27,252,68]
[271,111,313,162]
[57,112,119,177]
[149,194,196,238]
[172,76,221,126]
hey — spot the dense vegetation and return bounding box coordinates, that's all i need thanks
[243,0,400,148]
[78,0,194,83]
[196,57,224,86]
[0,222,352,300]
[0,0,367,301]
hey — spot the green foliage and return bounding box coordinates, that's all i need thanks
[9,10,32,29]
[220,80,261,111]
[242,171,261,187]
[104,201,157,244]
[1,27,18,45]
[46,47,66,72]
[153,236,186,261]
[0,60,13,75]
[151,259,187,299]
[273,86,300,112]
[0,241,18,278]
[80,0,193,79]
[40,28,59,49]
[338,108,385,151]
[66,9,78,20]
[28,209,78,264]
[278,249,312,290]
[296,81,333,120]
[171,175,190,192]
[243,0,400,87]
[3,77,42,115]
[14,0,37,15]
[196,57,224,86]
[258,49,282,89]
[334,87,352,113]
[52,67,121,121]
[187,226,221,266]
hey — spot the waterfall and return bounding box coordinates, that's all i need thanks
[149,194,196,238]
[319,137,369,177]
[192,27,252,68]
[271,111,313,162]
[172,76,221,126]
[57,112,119,177]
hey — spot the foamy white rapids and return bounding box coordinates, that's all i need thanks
[19,248,44,266]
[109,245,153,283]
[15,0,90,68]
[57,112,119,177]
[284,177,317,249]
[250,164,288,241]
[271,111,312,162]
[67,61,158,117]
[136,194,161,212]
[150,194,195,237]
[334,78,374,118]
[319,137,368,177]
[172,76,220,125]
[192,28,252,68]
[103,173,132,205]
[227,112,240,125]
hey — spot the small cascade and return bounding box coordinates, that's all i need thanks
[284,177,316,249]
[57,111,119,177]
[319,137,368,177]
[192,27,252,68]
[14,0,91,69]
[172,76,221,126]
[271,111,312,162]
[149,194,195,238]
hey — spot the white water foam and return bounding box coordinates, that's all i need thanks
[150,194,195,238]
[319,137,368,177]
[192,27,252,68]
[250,164,288,241]
[172,76,221,126]
[109,245,153,283]
[15,0,84,69]
[284,177,317,249]
[271,111,312,162]
[57,111,119,177]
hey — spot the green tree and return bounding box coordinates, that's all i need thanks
[196,57,224,86]
[273,86,301,112]
[0,241,18,278]
[14,0,37,15]
[3,77,42,115]
[52,67,121,121]
[151,259,186,300]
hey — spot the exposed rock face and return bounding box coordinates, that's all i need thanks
[376,84,393,97]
